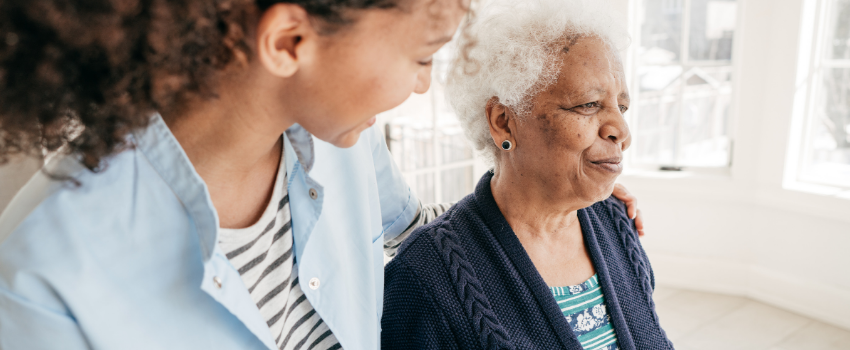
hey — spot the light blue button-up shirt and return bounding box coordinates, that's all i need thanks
[0,114,419,350]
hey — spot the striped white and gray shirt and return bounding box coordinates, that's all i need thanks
[218,150,341,350]
[218,144,453,350]
[384,202,453,258]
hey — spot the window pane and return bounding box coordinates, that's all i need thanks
[439,125,472,165]
[639,65,683,92]
[633,0,735,168]
[634,67,681,164]
[441,166,473,203]
[829,0,850,59]
[678,67,732,166]
[689,0,737,61]
[387,121,434,172]
[802,68,850,187]
[640,0,683,64]
[432,66,473,166]
[413,173,436,204]
[383,43,476,202]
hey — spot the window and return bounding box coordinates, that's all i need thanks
[631,0,738,168]
[381,47,477,203]
[797,0,850,189]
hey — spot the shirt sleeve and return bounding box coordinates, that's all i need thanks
[369,126,420,241]
[383,202,454,257]
[0,288,90,350]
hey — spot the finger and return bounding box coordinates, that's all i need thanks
[635,209,645,237]
[613,184,638,219]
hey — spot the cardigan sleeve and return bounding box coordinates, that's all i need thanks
[382,257,459,350]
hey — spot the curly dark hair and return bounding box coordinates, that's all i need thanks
[0,0,418,171]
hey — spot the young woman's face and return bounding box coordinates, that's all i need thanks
[282,0,466,147]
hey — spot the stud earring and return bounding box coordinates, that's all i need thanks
[501,140,512,151]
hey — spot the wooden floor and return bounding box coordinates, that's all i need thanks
[654,285,850,350]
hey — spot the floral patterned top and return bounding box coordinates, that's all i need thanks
[550,274,619,350]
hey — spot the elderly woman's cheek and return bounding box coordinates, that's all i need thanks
[567,116,601,151]
[542,114,583,145]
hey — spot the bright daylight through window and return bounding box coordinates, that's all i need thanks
[382,47,476,204]
[798,0,850,189]
[631,0,738,169]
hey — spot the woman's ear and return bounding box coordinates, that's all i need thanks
[485,97,516,151]
[256,4,316,78]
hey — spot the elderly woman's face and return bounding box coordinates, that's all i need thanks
[501,36,631,203]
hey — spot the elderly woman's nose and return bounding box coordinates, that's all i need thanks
[598,113,631,148]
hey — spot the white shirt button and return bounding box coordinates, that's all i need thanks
[309,188,318,200]
[212,276,222,289]
[308,277,320,290]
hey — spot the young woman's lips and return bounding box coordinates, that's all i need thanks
[588,157,623,174]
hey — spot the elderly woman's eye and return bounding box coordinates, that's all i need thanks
[619,105,629,113]
[570,102,600,110]
[418,57,434,66]
[566,102,602,115]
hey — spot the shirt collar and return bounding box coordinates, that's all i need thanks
[284,124,314,174]
[132,114,220,261]
[132,115,317,263]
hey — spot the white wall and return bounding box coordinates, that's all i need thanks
[618,0,850,330]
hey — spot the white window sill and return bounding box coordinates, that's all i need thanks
[621,166,732,180]
[617,168,850,225]
[782,181,850,199]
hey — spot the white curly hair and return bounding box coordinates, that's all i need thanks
[446,0,630,165]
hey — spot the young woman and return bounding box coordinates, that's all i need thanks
[0,1,642,349]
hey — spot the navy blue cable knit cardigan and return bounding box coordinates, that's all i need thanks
[382,172,674,350]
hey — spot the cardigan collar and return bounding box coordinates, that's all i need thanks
[472,171,637,350]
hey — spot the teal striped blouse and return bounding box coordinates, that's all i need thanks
[550,274,619,350]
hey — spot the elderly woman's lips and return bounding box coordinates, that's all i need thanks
[589,158,623,174]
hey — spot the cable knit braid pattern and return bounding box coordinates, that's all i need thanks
[433,219,516,350]
[381,171,674,350]
[605,200,654,298]
[599,199,675,349]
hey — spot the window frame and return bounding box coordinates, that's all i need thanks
[627,0,742,172]
[620,0,850,226]
[790,0,850,191]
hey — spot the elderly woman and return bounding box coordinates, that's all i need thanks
[381,0,672,349]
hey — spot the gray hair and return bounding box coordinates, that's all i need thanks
[446,0,630,165]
